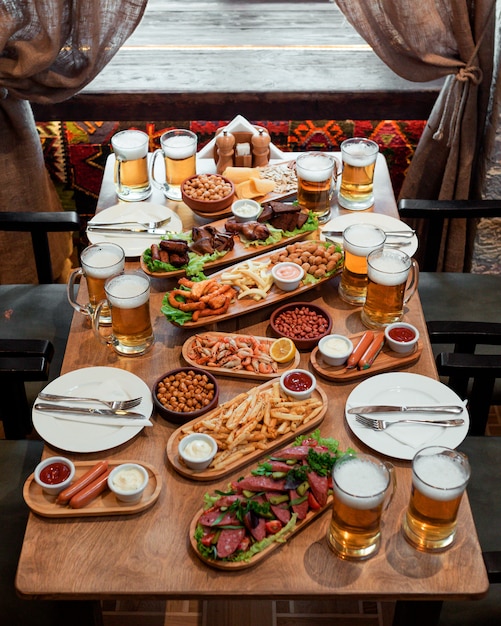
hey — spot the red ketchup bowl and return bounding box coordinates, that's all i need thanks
[279,368,317,400]
[270,302,333,350]
[34,456,76,496]
[384,322,419,355]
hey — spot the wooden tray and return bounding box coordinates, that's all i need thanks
[23,460,162,518]
[310,332,423,382]
[140,212,312,278]
[181,331,300,380]
[189,494,332,570]
[166,379,327,481]
[164,240,343,328]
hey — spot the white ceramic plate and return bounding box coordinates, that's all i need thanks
[321,213,418,257]
[87,202,183,257]
[33,367,153,453]
[345,372,469,460]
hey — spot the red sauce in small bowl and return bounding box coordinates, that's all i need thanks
[388,326,416,343]
[283,371,313,392]
[39,462,71,485]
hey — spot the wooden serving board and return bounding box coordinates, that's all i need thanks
[181,331,300,380]
[23,460,162,518]
[310,332,423,382]
[189,494,333,570]
[166,379,327,481]
[140,213,312,278]
[165,240,343,328]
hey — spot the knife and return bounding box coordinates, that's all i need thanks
[34,402,148,420]
[347,405,464,415]
[87,225,169,235]
[323,229,415,238]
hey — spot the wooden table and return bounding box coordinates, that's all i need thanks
[16,152,488,624]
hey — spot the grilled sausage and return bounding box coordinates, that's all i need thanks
[346,331,374,369]
[68,468,112,509]
[358,332,385,370]
[56,461,109,505]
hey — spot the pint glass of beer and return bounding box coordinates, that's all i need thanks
[402,446,470,552]
[338,224,386,305]
[111,130,152,201]
[67,243,125,325]
[327,453,395,560]
[150,129,198,200]
[93,271,154,356]
[361,248,419,329]
[296,152,337,223]
[338,138,379,211]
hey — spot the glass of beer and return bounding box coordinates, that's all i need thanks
[361,248,419,329]
[111,130,152,201]
[67,243,125,325]
[338,224,386,305]
[92,271,154,356]
[402,446,470,552]
[296,152,337,223]
[150,129,198,201]
[327,453,395,560]
[338,138,379,211]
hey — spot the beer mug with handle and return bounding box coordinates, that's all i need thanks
[150,129,198,201]
[92,271,154,356]
[327,453,395,560]
[296,152,338,223]
[111,130,152,201]
[338,137,379,211]
[402,446,470,552]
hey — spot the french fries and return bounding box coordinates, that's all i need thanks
[220,259,274,301]
[179,382,323,470]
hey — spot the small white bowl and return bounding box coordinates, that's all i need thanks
[318,334,354,366]
[384,322,419,354]
[231,199,262,222]
[107,463,149,504]
[279,369,317,400]
[271,262,305,291]
[178,433,218,471]
[34,456,75,496]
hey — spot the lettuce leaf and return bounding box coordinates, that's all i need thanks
[160,292,193,326]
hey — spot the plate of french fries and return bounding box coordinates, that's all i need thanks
[166,379,328,481]
[161,240,343,327]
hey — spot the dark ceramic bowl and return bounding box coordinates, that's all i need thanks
[269,302,333,351]
[181,174,235,214]
[152,367,219,425]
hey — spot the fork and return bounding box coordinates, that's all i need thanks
[91,217,171,229]
[355,414,465,431]
[37,392,142,411]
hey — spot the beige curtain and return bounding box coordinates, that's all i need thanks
[0,0,148,283]
[334,0,496,271]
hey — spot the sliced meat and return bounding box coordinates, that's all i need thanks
[216,528,246,558]
[244,511,267,541]
[159,239,189,254]
[306,471,329,507]
[191,237,215,254]
[236,476,286,492]
[290,489,309,520]
[270,504,291,524]
[198,509,239,527]
[257,205,273,222]
[269,201,301,214]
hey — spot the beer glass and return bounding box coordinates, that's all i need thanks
[361,248,419,329]
[111,130,152,201]
[296,152,337,223]
[67,243,125,325]
[92,271,154,356]
[338,138,379,211]
[327,453,395,560]
[402,446,470,552]
[338,224,386,305]
[150,129,198,201]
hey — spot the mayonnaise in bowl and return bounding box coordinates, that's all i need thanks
[179,433,217,471]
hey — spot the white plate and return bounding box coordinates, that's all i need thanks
[33,367,153,453]
[321,213,418,257]
[345,372,469,460]
[87,202,183,257]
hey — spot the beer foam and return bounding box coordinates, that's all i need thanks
[112,130,148,161]
[343,224,385,256]
[163,134,197,159]
[342,142,378,168]
[83,249,124,278]
[333,458,388,509]
[413,455,468,501]
[106,274,149,309]
[296,154,334,182]
[367,251,409,286]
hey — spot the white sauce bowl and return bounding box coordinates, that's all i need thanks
[178,433,218,471]
[231,199,262,222]
[318,334,354,366]
[108,463,149,504]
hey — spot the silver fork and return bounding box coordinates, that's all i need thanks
[37,392,142,411]
[91,217,171,229]
[355,414,464,431]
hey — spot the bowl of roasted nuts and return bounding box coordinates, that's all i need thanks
[181,174,235,214]
[152,367,219,424]
[270,302,333,351]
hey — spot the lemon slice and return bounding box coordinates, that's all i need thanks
[270,338,296,363]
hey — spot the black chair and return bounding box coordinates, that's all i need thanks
[0,211,80,438]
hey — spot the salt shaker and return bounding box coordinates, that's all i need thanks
[251,129,270,167]
[215,130,235,174]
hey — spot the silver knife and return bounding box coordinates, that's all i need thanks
[34,402,146,419]
[87,225,169,235]
[323,229,415,238]
[347,405,464,414]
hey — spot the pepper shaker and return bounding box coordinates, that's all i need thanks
[251,129,270,167]
[215,130,235,174]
